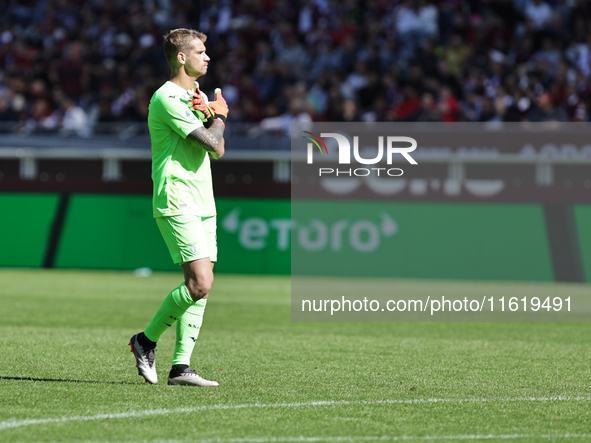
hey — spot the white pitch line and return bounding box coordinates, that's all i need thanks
[1,396,590,431]
[9,433,591,443]
[188,436,591,443]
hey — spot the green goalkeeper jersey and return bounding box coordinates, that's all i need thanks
[148,81,216,218]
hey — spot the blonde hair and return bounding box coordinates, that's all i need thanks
[163,28,207,68]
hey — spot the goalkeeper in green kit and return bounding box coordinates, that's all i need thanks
[129,28,228,386]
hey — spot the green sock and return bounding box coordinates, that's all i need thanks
[172,298,207,366]
[144,283,194,343]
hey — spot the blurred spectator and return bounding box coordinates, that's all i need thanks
[438,87,460,122]
[524,0,553,30]
[340,100,360,122]
[0,96,17,121]
[526,93,567,122]
[417,93,440,122]
[394,87,421,121]
[254,98,312,135]
[42,97,89,137]
[61,99,90,137]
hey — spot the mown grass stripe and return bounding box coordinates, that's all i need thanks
[7,433,591,443]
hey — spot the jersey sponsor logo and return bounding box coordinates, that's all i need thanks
[184,109,198,123]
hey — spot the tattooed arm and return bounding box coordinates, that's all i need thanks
[211,137,225,160]
[187,120,225,159]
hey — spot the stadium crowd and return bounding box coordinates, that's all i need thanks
[1,0,591,135]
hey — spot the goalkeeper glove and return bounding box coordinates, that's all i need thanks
[209,88,229,126]
[189,82,214,128]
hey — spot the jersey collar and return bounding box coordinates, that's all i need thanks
[166,81,193,99]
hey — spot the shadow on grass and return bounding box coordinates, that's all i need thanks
[0,376,144,385]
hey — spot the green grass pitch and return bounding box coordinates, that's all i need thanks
[0,268,590,443]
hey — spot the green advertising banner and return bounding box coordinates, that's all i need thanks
[292,200,554,281]
[0,193,565,281]
[0,194,59,267]
[55,194,177,271]
[215,198,291,274]
[54,195,291,274]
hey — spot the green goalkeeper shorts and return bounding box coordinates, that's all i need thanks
[155,214,217,265]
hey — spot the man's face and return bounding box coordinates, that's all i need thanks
[182,39,210,77]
